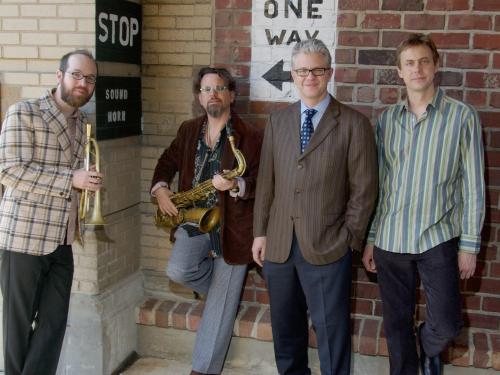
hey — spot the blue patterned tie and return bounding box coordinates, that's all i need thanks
[300,108,317,153]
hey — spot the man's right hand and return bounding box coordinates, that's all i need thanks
[155,186,178,216]
[252,236,267,267]
[362,244,377,273]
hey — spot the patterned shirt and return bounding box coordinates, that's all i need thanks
[367,89,485,254]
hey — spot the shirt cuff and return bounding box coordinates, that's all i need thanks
[229,177,246,198]
[459,234,481,254]
[151,181,168,197]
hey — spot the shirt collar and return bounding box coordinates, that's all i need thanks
[300,94,331,115]
[398,88,444,117]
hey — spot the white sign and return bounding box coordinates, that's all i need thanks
[251,0,338,101]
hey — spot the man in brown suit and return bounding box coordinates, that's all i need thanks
[0,50,102,375]
[252,39,378,375]
[151,67,262,375]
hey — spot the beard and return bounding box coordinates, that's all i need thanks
[60,81,93,108]
[205,101,228,118]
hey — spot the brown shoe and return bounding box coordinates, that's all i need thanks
[190,371,203,375]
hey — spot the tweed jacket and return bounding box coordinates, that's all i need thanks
[253,95,378,265]
[0,90,86,255]
[151,112,263,265]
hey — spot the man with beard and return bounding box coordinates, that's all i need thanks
[0,50,102,375]
[151,67,262,375]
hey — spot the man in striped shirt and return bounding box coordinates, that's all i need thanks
[363,34,485,375]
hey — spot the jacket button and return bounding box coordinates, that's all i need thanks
[59,192,64,196]
[297,164,303,169]
[67,197,72,202]
[295,188,301,194]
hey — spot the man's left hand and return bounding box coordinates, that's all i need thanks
[212,172,237,192]
[458,252,477,279]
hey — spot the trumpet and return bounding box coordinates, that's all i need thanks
[79,123,105,226]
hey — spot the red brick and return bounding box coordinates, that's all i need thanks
[359,319,380,355]
[234,11,251,26]
[486,189,500,207]
[362,14,401,29]
[466,72,500,89]
[215,29,250,45]
[213,47,231,64]
[233,46,251,62]
[351,298,373,315]
[379,87,399,104]
[251,101,289,114]
[487,149,500,169]
[474,34,500,50]
[353,265,371,282]
[241,287,255,302]
[337,13,357,28]
[155,300,176,328]
[233,99,249,114]
[351,104,374,119]
[353,281,380,299]
[308,325,318,348]
[215,0,230,9]
[462,294,481,310]
[486,168,500,186]
[233,0,251,9]
[426,0,469,10]
[448,15,492,30]
[339,0,379,10]
[188,302,205,331]
[445,52,489,69]
[474,0,500,11]
[492,333,500,370]
[382,31,413,48]
[496,15,500,32]
[429,33,469,49]
[335,48,356,64]
[338,31,379,47]
[491,262,500,277]
[491,93,500,109]
[256,308,273,341]
[137,298,159,325]
[223,64,250,79]
[172,302,191,329]
[336,85,353,102]
[435,71,462,87]
[494,53,500,69]
[465,90,487,108]
[238,306,259,337]
[473,332,491,368]
[382,0,424,10]
[215,11,232,27]
[374,300,383,316]
[256,289,270,304]
[357,86,375,103]
[444,89,463,101]
[480,111,500,128]
[335,68,374,84]
[464,311,500,329]
[483,297,500,313]
[404,14,445,30]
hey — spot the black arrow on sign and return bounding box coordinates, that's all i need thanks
[262,60,292,91]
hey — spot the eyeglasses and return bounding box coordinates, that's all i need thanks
[65,71,97,84]
[199,86,228,94]
[294,68,331,77]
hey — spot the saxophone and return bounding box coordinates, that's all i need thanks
[154,134,246,233]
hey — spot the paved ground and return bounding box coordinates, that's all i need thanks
[121,355,500,375]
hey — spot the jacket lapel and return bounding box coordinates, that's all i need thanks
[40,92,73,163]
[299,95,340,159]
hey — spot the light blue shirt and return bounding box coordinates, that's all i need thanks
[300,94,331,130]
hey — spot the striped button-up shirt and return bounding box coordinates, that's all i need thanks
[367,89,485,254]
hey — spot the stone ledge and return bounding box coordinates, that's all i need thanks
[136,297,500,370]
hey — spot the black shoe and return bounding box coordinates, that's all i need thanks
[418,323,442,375]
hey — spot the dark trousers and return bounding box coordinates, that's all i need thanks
[373,238,463,375]
[263,234,352,375]
[1,245,74,375]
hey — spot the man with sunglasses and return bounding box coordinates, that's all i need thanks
[253,39,378,375]
[151,67,262,375]
[0,50,102,375]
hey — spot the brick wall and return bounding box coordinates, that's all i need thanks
[212,0,500,356]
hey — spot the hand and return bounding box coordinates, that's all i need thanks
[362,244,377,273]
[72,169,103,192]
[458,252,477,279]
[252,236,267,267]
[212,171,237,192]
[155,187,178,216]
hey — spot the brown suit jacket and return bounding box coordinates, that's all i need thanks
[253,95,378,265]
[151,112,263,265]
[0,90,85,255]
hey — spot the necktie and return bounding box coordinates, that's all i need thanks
[300,108,317,153]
